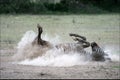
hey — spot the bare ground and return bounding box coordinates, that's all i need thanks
[0,49,120,79]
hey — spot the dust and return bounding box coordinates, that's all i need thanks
[12,30,119,67]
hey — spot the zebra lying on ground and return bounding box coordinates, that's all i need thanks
[31,24,111,62]
[13,24,111,61]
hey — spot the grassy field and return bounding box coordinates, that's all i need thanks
[0,14,119,49]
[0,14,120,79]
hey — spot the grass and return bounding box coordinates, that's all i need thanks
[0,14,120,49]
[112,66,120,69]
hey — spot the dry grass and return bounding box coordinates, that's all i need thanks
[0,14,119,49]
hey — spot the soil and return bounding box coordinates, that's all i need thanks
[0,49,120,79]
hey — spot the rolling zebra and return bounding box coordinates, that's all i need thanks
[31,24,112,62]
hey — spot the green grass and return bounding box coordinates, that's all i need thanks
[112,66,120,69]
[0,14,120,49]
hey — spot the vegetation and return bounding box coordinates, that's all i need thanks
[0,0,120,14]
[0,14,119,49]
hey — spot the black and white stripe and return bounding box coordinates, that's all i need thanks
[95,47,105,55]
[91,46,106,61]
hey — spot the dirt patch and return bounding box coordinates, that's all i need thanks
[0,49,120,79]
[0,61,120,79]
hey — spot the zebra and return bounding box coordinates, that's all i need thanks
[69,33,111,62]
[32,24,111,62]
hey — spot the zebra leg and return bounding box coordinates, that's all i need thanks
[32,24,45,45]
[37,24,43,45]
[82,41,90,48]
[69,33,86,41]
[75,38,90,48]
[69,33,90,48]
[37,24,49,46]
